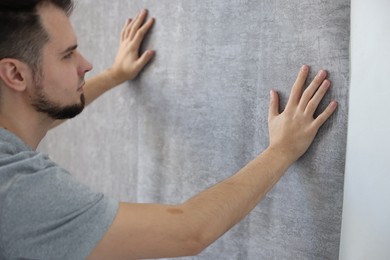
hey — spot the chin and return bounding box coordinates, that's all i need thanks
[52,104,85,119]
[51,94,86,119]
[33,94,86,120]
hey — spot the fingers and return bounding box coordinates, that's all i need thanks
[121,18,132,41]
[296,68,337,129]
[304,79,330,115]
[283,66,337,126]
[135,50,155,70]
[286,65,309,107]
[298,69,327,111]
[128,9,149,40]
[131,17,154,51]
[268,90,280,119]
[313,101,338,128]
[121,9,154,42]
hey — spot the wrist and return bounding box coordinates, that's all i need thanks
[262,145,296,170]
[104,67,126,87]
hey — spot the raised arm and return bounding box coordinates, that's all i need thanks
[88,65,338,260]
[82,9,155,107]
[50,9,154,129]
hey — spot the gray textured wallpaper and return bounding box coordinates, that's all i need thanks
[39,0,350,259]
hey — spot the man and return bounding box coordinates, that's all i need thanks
[0,0,338,259]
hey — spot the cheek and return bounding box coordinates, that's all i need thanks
[39,56,80,95]
[38,75,76,102]
[45,67,78,88]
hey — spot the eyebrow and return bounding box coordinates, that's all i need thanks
[60,44,78,55]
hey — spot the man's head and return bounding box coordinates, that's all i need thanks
[0,0,93,120]
[0,0,74,78]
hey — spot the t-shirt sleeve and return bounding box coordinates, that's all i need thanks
[1,161,119,260]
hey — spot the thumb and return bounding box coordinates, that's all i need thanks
[268,90,280,119]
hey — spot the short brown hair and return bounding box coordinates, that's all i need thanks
[0,0,74,76]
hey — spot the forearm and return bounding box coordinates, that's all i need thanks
[181,147,293,250]
[83,68,124,106]
[87,66,337,259]
[49,69,123,129]
[178,66,337,252]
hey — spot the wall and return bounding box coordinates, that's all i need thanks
[339,0,390,259]
[39,0,350,259]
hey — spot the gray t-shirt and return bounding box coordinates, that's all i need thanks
[0,128,119,259]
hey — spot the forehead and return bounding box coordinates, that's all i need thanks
[37,3,77,52]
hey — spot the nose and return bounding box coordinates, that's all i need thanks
[77,52,93,76]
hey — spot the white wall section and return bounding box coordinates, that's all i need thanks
[340,0,390,259]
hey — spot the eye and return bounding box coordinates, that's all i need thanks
[63,52,74,59]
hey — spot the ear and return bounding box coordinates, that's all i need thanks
[0,58,33,92]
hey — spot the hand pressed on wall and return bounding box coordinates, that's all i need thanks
[110,9,155,84]
[268,65,338,163]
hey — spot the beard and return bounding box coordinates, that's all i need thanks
[30,78,86,120]
[32,93,85,120]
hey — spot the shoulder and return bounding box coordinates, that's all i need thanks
[0,149,119,259]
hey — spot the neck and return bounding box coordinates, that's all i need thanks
[0,99,54,150]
